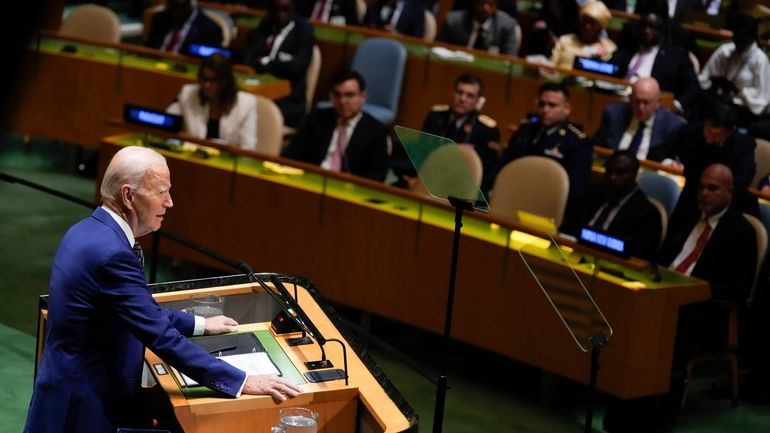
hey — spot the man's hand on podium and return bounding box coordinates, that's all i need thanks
[244,375,302,401]
[203,315,240,335]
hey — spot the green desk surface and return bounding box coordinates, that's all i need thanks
[110,133,703,291]
[30,36,283,90]
[178,330,304,399]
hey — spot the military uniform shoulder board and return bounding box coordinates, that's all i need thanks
[431,104,450,111]
[567,124,586,139]
[477,114,497,128]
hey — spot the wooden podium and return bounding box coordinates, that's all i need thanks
[143,274,416,433]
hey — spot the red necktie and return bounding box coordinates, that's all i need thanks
[165,28,183,52]
[331,123,348,171]
[675,221,712,273]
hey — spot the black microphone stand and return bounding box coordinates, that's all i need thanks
[433,196,474,433]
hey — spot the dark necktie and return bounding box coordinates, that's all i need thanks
[591,200,618,231]
[627,122,646,155]
[132,241,145,267]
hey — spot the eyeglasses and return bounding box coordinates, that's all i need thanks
[331,91,362,100]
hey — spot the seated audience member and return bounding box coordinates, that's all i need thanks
[295,0,360,25]
[484,82,592,207]
[420,73,500,181]
[651,102,757,229]
[437,0,520,56]
[610,11,699,112]
[621,0,700,57]
[241,0,315,128]
[594,77,684,159]
[364,0,427,38]
[698,14,770,128]
[282,70,389,181]
[523,0,579,57]
[167,53,257,150]
[561,150,663,261]
[605,163,758,432]
[145,0,223,53]
[551,0,616,69]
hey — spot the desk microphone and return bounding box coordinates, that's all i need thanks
[238,262,349,384]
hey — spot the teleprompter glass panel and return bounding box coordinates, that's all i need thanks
[394,126,489,212]
[518,235,612,352]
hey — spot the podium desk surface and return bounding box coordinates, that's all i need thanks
[147,280,415,433]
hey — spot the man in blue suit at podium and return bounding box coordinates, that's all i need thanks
[24,146,301,433]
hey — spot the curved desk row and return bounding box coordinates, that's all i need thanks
[98,133,709,399]
[3,31,290,148]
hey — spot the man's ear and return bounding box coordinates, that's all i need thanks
[361,90,368,102]
[120,185,134,211]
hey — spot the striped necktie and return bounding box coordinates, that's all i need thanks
[132,241,145,267]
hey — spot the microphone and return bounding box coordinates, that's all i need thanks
[238,262,349,383]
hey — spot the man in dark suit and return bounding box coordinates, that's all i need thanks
[438,0,520,55]
[24,147,300,433]
[561,150,663,261]
[241,0,315,128]
[650,102,757,230]
[594,77,684,160]
[605,163,757,433]
[295,0,360,25]
[364,0,428,38]
[145,0,224,54]
[610,12,699,112]
[485,82,592,207]
[421,73,500,181]
[283,70,390,181]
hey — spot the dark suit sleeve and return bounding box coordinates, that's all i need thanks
[145,12,168,49]
[565,137,593,200]
[631,196,664,261]
[283,112,317,162]
[593,106,616,149]
[733,136,757,190]
[647,121,683,162]
[709,216,757,302]
[164,308,195,336]
[399,4,426,38]
[100,249,245,396]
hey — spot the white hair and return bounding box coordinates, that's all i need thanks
[100,146,166,206]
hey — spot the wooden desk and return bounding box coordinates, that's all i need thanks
[146,277,415,433]
[3,32,290,148]
[99,134,710,399]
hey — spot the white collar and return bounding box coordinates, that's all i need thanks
[102,205,135,247]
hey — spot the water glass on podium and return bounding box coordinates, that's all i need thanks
[190,294,223,317]
[270,407,319,433]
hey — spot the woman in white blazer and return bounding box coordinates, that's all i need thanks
[167,53,258,150]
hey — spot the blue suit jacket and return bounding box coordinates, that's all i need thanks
[593,104,684,157]
[24,207,245,433]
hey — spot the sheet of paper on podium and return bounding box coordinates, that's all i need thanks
[181,352,282,387]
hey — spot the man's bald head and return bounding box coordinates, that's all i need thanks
[630,77,661,122]
[698,163,734,217]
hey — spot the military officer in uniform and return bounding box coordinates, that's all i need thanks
[484,81,593,207]
[391,73,500,189]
